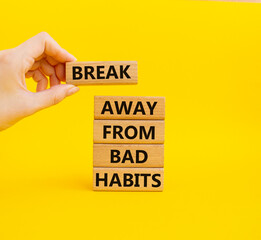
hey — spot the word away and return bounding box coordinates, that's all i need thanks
[101,101,157,116]
[94,96,165,120]
[110,149,148,164]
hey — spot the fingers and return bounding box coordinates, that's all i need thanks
[17,32,74,88]
[49,75,60,88]
[55,63,66,82]
[39,59,60,87]
[46,56,59,66]
[26,58,67,90]
[17,32,76,63]
[32,84,79,111]
[27,55,56,71]
[30,61,41,71]
[25,69,48,91]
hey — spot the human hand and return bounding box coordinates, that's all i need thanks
[0,32,79,131]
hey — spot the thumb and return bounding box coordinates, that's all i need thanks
[33,84,79,111]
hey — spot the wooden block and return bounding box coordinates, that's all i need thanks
[93,144,164,168]
[93,168,164,191]
[94,96,165,120]
[66,61,137,85]
[93,120,165,144]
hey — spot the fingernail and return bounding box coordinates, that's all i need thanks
[71,55,77,61]
[68,53,77,61]
[67,87,79,97]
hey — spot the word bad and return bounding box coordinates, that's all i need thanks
[93,144,164,168]
[111,149,148,164]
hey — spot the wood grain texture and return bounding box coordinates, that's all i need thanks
[93,144,164,168]
[94,96,165,120]
[93,168,164,191]
[93,120,165,144]
[66,61,137,85]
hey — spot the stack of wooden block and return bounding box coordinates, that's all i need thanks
[93,96,165,191]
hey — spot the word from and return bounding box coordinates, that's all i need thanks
[103,125,155,140]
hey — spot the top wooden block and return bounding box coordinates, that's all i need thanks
[94,96,165,120]
[66,61,137,85]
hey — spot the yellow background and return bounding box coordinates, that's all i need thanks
[0,0,261,239]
